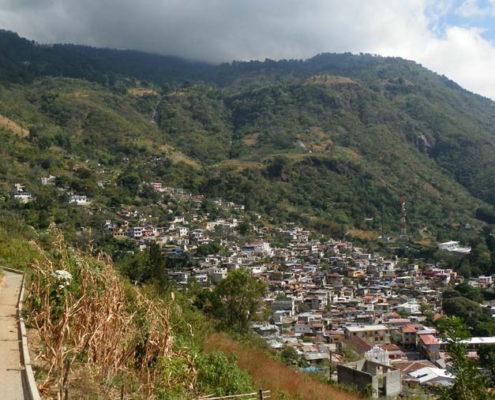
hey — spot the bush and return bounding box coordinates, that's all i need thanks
[196,351,254,396]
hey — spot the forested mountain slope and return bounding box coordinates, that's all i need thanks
[2,30,495,237]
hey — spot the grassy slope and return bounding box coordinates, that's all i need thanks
[206,333,360,400]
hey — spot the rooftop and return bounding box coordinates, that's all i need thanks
[345,324,388,332]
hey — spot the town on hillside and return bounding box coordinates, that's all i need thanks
[18,177,491,398]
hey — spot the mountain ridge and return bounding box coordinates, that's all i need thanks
[1,29,495,239]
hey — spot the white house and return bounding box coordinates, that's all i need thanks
[242,241,273,257]
[396,300,421,315]
[69,195,90,206]
[41,175,56,185]
[129,227,144,239]
[438,241,471,254]
[209,268,228,283]
[13,192,33,204]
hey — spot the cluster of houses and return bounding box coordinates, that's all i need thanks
[12,179,91,206]
[250,237,495,398]
[12,177,491,398]
[94,182,495,398]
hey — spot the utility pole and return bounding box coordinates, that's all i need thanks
[328,346,333,382]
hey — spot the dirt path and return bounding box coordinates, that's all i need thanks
[0,270,25,399]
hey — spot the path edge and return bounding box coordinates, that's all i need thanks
[4,267,42,400]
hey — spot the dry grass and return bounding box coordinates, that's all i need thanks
[422,182,441,199]
[68,91,90,99]
[26,231,195,399]
[205,333,360,400]
[335,147,362,163]
[346,229,379,241]
[169,150,201,168]
[242,133,259,146]
[157,144,201,168]
[213,159,263,171]
[305,75,358,87]
[128,87,159,97]
[0,115,29,137]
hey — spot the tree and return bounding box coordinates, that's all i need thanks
[452,283,483,303]
[120,243,167,286]
[280,346,306,367]
[118,172,140,195]
[436,316,492,400]
[470,240,492,274]
[196,241,221,257]
[213,269,266,332]
[442,291,495,336]
[148,242,168,286]
[120,252,150,284]
[476,207,495,224]
[478,345,495,386]
[237,221,252,237]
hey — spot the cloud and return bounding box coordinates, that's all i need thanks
[0,0,495,98]
[456,0,492,17]
[418,27,495,99]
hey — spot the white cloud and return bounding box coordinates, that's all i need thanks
[416,27,495,98]
[456,0,491,17]
[0,0,495,98]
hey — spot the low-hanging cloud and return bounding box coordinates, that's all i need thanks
[1,0,495,98]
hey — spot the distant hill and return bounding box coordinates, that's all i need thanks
[2,29,495,238]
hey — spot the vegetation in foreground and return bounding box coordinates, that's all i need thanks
[23,229,255,399]
[206,333,360,400]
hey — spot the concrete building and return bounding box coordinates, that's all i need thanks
[69,195,90,206]
[344,324,391,344]
[438,241,471,254]
[337,359,401,398]
[271,298,296,316]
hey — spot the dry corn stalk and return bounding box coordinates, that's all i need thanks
[26,231,196,399]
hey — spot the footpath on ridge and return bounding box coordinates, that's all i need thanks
[0,270,25,399]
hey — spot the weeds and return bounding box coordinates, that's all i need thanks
[25,229,196,399]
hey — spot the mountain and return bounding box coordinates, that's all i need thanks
[1,29,495,239]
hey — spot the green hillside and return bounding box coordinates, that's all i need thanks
[2,30,495,239]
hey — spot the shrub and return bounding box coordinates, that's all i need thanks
[196,351,254,396]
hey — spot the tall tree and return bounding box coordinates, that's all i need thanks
[148,242,167,286]
[437,316,493,400]
[214,268,266,332]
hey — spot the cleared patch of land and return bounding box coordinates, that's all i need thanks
[305,74,358,86]
[243,133,259,146]
[0,115,29,137]
[346,229,379,241]
[213,159,263,171]
[128,87,159,96]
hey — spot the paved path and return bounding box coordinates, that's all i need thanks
[0,270,24,399]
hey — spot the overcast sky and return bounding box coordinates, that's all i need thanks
[1,0,495,98]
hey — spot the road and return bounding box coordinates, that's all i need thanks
[0,270,25,399]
